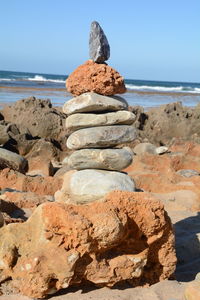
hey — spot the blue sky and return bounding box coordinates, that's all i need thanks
[0,0,199,82]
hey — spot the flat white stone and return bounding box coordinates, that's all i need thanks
[65,111,136,133]
[156,146,169,155]
[63,92,128,115]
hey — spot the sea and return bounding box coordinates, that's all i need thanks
[1,70,200,110]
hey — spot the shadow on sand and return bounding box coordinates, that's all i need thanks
[175,212,200,281]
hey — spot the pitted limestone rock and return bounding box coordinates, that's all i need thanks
[0,192,176,298]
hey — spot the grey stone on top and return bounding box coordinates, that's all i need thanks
[89,21,110,63]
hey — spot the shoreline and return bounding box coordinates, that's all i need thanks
[1,85,200,97]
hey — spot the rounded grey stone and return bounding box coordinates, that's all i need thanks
[67,147,133,171]
[0,148,28,173]
[63,92,128,115]
[66,125,137,150]
[176,169,200,178]
[65,111,136,133]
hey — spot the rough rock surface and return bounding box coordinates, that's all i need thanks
[0,191,176,298]
[63,92,128,115]
[0,168,62,196]
[67,125,137,150]
[0,211,4,227]
[66,60,126,96]
[2,97,66,144]
[27,156,54,176]
[0,148,28,173]
[131,102,200,145]
[55,170,135,203]
[89,21,110,63]
[67,147,133,171]
[0,190,52,222]
[0,124,10,145]
[65,111,135,133]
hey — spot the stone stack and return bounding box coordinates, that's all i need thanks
[55,22,137,204]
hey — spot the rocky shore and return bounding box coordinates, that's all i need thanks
[0,97,199,299]
[0,21,200,300]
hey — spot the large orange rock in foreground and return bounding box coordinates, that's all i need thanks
[0,191,176,298]
[66,60,126,96]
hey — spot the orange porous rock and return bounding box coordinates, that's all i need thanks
[0,191,176,298]
[66,60,126,96]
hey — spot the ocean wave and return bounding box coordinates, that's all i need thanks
[0,75,66,83]
[126,84,184,92]
[0,78,15,82]
[27,75,65,83]
[125,84,200,94]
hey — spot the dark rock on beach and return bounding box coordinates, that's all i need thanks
[0,148,28,173]
[2,97,66,147]
[89,21,110,63]
[131,102,200,145]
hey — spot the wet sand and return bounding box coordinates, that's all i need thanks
[1,85,200,96]
[1,86,200,109]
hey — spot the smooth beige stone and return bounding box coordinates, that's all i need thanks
[65,111,136,133]
[67,147,133,171]
[66,125,137,150]
[156,146,169,155]
[133,143,157,155]
[63,92,128,115]
[55,169,135,204]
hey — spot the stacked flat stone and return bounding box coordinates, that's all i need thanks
[55,22,137,204]
[59,92,137,203]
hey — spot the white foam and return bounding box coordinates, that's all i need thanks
[27,75,65,83]
[0,78,14,81]
[126,84,184,92]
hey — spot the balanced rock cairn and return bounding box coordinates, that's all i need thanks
[55,21,137,204]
